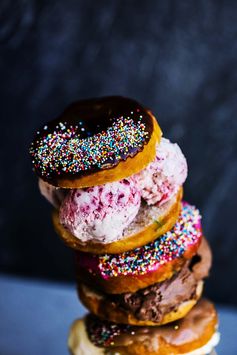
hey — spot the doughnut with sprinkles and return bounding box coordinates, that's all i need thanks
[75,202,203,294]
[29,96,162,188]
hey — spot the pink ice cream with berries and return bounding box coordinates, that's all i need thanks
[59,179,141,243]
[39,137,187,244]
[134,138,187,206]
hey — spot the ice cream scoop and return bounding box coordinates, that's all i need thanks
[135,138,187,206]
[59,178,141,243]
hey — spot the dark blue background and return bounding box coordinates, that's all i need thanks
[0,0,237,305]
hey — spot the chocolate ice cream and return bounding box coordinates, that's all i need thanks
[79,237,211,324]
[113,237,211,322]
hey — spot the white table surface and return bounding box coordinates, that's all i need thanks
[0,274,236,355]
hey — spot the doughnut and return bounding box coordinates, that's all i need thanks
[29,96,162,188]
[75,202,202,294]
[77,237,211,326]
[78,282,203,327]
[52,188,182,254]
[68,299,219,355]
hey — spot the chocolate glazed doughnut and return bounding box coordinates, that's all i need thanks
[30,96,162,188]
[68,300,219,355]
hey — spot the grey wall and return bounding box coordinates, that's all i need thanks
[0,0,237,305]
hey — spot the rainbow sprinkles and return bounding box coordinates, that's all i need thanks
[97,202,202,278]
[29,114,149,177]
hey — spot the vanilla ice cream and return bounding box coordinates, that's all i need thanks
[38,179,67,209]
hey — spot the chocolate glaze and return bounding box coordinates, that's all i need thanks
[59,96,153,139]
[86,299,217,349]
[30,96,153,183]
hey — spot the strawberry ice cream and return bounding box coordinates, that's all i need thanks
[59,179,141,243]
[134,138,187,206]
[39,137,187,242]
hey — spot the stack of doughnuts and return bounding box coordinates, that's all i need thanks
[30,96,219,354]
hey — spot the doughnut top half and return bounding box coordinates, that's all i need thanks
[30,96,153,184]
[85,299,217,349]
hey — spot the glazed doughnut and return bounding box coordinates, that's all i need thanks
[75,202,202,294]
[52,188,182,254]
[68,299,219,355]
[77,237,211,326]
[29,96,162,188]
